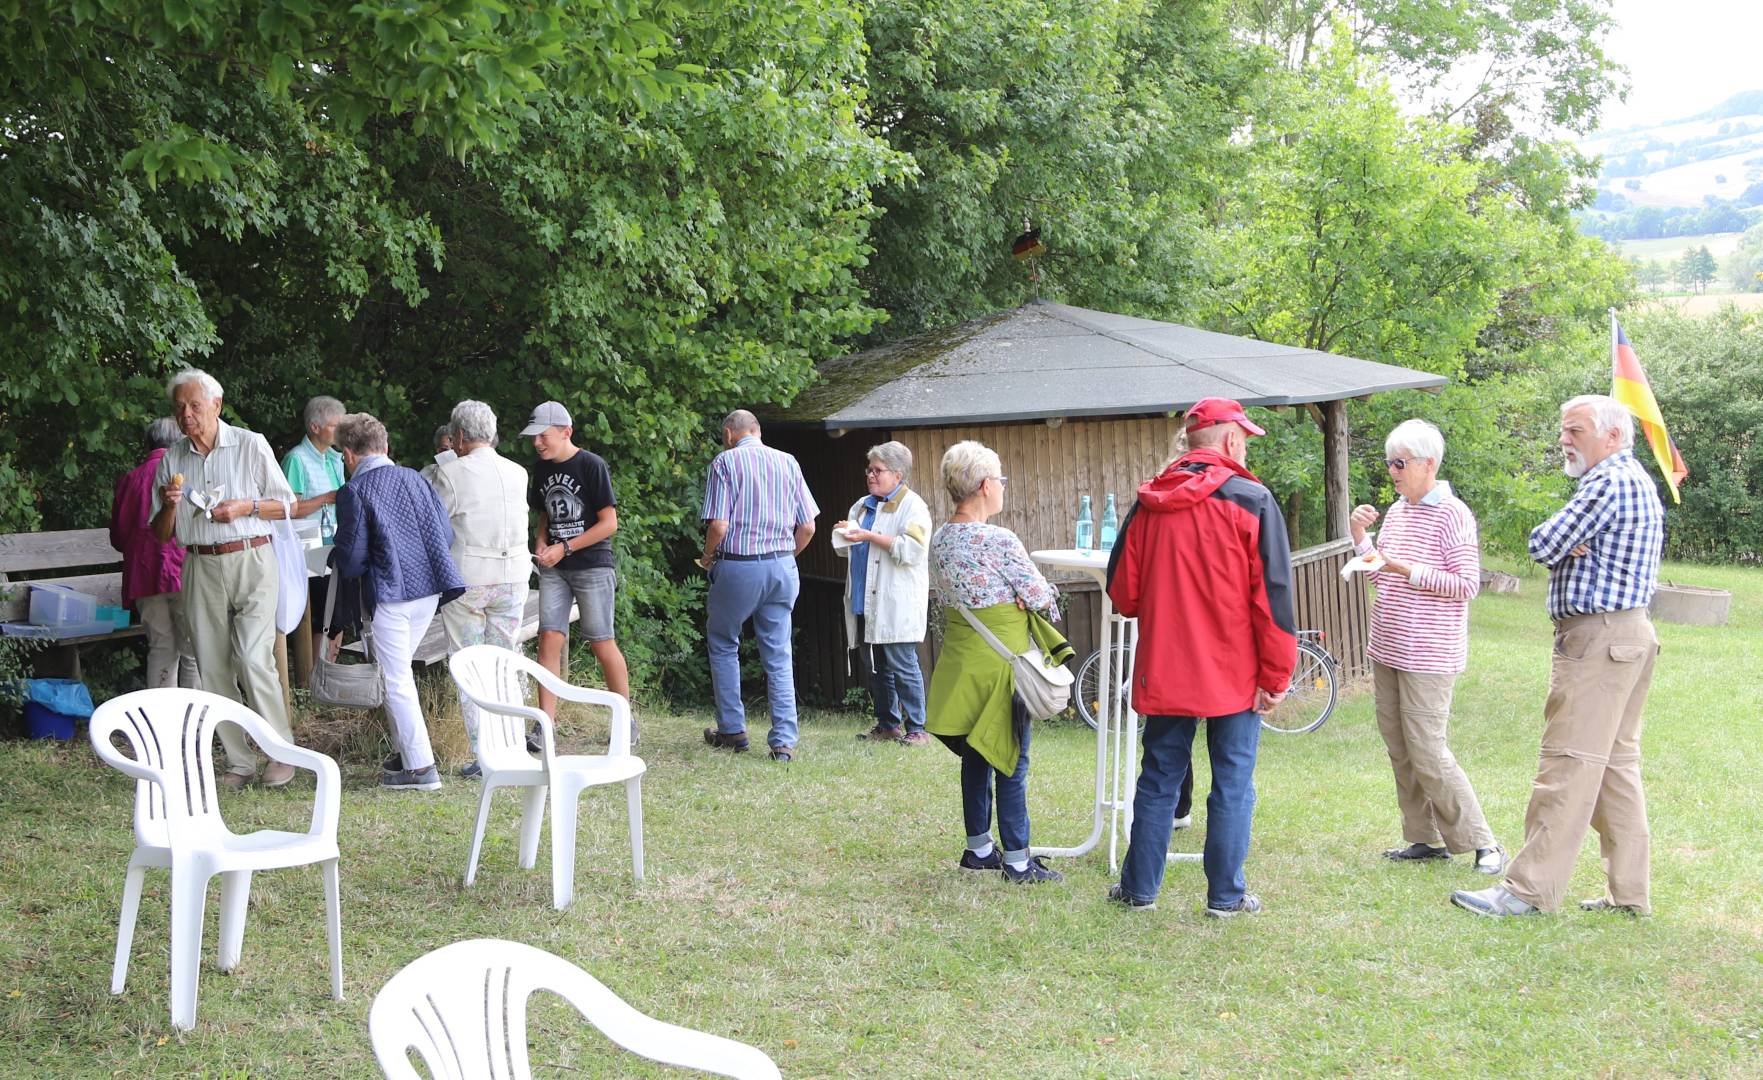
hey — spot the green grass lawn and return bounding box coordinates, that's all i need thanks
[3,561,1761,1078]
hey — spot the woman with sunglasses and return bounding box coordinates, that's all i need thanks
[925,440,1069,884]
[1352,419,1504,875]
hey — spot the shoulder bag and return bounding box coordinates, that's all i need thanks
[308,571,383,709]
[954,604,1074,722]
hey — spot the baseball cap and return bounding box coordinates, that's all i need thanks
[1184,397,1265,437]
[519,401,572,437]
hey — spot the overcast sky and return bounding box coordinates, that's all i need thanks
[1598,0,1763,130]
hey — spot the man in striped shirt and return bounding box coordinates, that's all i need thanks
[1453,394,1665,919]
[698,410,819,762]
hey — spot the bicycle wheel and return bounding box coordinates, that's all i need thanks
[1261,641,1337,734]
[1074,645,1133,732]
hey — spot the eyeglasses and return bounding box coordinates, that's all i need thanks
[988,475,1009,488]
[864,467,894,477]
[1385,458,1409,471]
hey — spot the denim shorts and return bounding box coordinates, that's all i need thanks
[538,565,617,641]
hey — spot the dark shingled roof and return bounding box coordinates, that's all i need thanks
[769,300,1448,430]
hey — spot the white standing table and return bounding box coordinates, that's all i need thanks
[1029,548,1200,873]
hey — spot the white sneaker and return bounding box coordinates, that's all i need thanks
[1172,814,1193,831]
[1474,845,1506,875]
[1450,884,1539,917]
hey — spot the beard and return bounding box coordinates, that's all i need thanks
[1562,447,1587,478]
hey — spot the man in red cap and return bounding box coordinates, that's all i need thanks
[1103,397,1298,916]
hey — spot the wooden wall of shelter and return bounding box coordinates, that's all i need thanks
[768,415,1370,705]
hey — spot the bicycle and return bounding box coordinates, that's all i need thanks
[1260,630,1338,734]
[1072,629,1338,735]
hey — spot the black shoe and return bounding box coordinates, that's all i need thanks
[381,752,403,773]
[959,847,1003,872]
[769,748,793,762]
[525,732,543,754]
[1384,842,1450,862]
[1107,883,1156,911]
[703,727,750,752]
[1003,856,1064,884]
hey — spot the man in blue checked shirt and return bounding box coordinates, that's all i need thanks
[1454,394,1664,919]
[698,410,819,762]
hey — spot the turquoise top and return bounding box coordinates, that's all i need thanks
[282,436,345,542]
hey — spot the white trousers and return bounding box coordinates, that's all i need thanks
[136,592,200,690]
[371,593,440,772]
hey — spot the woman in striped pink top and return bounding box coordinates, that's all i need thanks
[1352,419,1504,875]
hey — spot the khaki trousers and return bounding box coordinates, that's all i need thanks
[1373,661,1495,853]
[136,592,199,690]
[1503,609,1658,914]
[180,544,293,774]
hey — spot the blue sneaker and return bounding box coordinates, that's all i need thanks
[458,761,482,780]
[1002,857,1064,884]
[959,847,1003,872]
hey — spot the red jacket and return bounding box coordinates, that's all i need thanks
[1105,448,1297,718]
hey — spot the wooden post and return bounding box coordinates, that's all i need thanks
[1323,399,1350,540]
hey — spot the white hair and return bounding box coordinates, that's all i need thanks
[303,395,345,430]
[1385,419,1445,464]
[941,440,1001,503]
[167,368,223,402]
[450,400,498,446]
[1562,394,1635,450]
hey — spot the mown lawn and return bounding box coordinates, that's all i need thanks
[3,560,1761,1078]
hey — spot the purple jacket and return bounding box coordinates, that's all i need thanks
[110,448,186,606]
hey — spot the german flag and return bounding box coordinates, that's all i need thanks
[1611,311,1687,503]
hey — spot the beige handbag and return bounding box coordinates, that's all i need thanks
[955,604,1074,722]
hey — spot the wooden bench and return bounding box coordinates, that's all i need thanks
[0,528,144,678]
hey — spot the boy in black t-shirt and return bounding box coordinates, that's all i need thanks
[521,401,632,730]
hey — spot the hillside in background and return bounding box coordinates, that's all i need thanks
[1577,91,1763,288]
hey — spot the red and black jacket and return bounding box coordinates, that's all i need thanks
[1105,448,1297,718]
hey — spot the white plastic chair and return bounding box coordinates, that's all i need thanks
[447,644,645,909]
[370,938,780,1079]
[88,688,344,1031]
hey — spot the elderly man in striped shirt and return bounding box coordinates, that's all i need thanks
[698,410,819,762]
[1453,394,1665,918]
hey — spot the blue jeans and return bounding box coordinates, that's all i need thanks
[858,617,926,734]
[1121,710,1261,908]
[935,725,1032,862]
[706,556,800,749]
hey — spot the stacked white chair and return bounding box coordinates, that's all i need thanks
[447,644,645,909]
[370,938,780,1078]
[88,688,344,1030]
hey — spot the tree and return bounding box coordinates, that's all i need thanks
[1682,246,1718,293]
[0,1,699,530]
[858,0,1261,338]
[1636,260,1668,293]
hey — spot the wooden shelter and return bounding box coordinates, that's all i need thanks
[764,299,1447,703]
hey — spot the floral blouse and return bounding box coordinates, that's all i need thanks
[931,521,1059,618]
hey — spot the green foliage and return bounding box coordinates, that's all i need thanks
[1723,223,1763,292]
[859,0,1262,337]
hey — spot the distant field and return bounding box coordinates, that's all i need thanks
[1619,231,1746,262]
[1635,291,1763,316]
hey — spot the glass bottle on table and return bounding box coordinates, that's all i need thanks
[1075,495,1094,550]
[1100,492,1119,551]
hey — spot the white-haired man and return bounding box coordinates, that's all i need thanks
[152,369,301,789]
[1453,394,1665,918]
